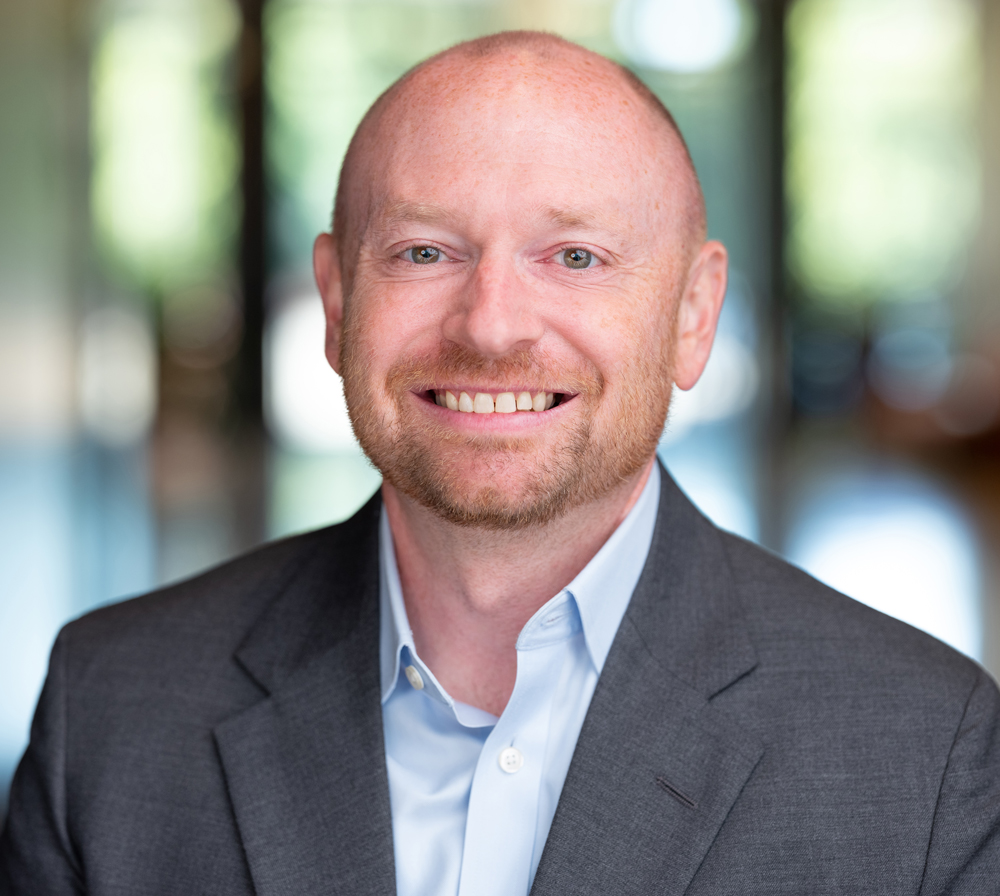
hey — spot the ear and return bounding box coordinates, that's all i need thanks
[313,232,345,374]
[672,240,728,391]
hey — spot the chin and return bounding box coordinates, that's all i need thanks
[345,358,669,530]
[396,476,580,531]
[387,451,565,528]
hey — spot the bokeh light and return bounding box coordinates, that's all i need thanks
[787,0,981,307]
[786,472,981,660]
[614,0,751,73]
[264,290,356,454]
[79,306,157,447]
[91,0,239,291]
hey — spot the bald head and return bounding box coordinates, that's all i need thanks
[331,32,706,283]
[313,31,729,531]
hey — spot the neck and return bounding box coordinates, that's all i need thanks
[383,457,655,716]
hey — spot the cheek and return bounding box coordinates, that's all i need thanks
[340,301,390,396]
[343,288,426,371]
[559,288,674,385]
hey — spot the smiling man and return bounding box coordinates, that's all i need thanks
[3,31,1000,896]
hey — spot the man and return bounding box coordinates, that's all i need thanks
[2,30,999,896]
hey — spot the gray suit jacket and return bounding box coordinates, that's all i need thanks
[2,469,999,894]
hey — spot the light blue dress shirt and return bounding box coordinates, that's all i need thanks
[379,463,661,896]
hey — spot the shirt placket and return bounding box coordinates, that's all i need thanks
[456,598,579,896]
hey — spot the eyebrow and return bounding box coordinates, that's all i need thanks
[543,207,604,230]
[370,200,452,231]
[541,205,639,241]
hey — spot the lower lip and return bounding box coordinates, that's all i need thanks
[411,391,574,431]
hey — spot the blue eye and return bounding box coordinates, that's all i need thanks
[408,246,440,264]
[562,248,593,269]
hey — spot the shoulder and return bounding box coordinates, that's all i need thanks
[56,502,381,712]
[55,488,382,713]
[717,527,991,710]
[63,526,326,662]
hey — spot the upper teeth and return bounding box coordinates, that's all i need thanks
[434,390,555,413]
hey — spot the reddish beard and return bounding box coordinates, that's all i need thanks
[340,335,672,531]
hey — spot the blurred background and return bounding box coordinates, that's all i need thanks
[1,0,999,815]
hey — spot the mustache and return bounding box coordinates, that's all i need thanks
[383,344,604,395]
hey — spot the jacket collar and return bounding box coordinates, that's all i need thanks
[627,460,759,699]
[215,492,396,896]
[530,463,762,895]
[231,491,382,697]
[217,464,761,896]
[230,461,757,703]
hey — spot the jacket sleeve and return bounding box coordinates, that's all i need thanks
[918,667,1000,894]
[0,629,84,895]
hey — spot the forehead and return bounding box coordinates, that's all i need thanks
[359,54,681,237]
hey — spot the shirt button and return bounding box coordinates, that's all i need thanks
[498,747,524,774]
[404,665,424,690]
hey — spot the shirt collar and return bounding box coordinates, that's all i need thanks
[379,461,661,702]
[379,508,422,703]
[564,460,660,672]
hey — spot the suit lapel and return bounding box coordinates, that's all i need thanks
[531,467,763,896]
[211,469,762,895]
[214,495,396,896]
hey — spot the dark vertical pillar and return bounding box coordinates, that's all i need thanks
[231,0,268,547]
[235,0,266,424]
[755,0,791,550]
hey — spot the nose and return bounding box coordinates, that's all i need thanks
[441,253,544,358]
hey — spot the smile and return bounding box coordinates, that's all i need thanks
[428,389,562,414]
